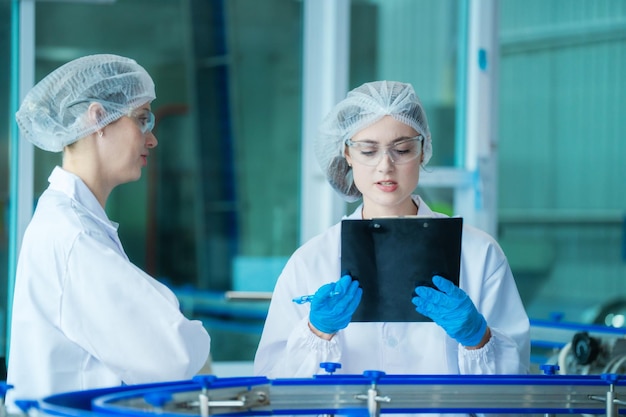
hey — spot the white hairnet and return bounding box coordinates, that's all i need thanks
[315,80,432,202]
[16,54,156,152]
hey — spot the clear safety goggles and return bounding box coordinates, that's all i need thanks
[345,135,423,166]
[128,109,155,134]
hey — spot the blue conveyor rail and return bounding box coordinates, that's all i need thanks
[32,372,626,417]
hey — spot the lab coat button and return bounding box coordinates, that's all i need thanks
[387,337,398,347]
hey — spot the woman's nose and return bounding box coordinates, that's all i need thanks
[146,132,158,148]
[376,151,394,172]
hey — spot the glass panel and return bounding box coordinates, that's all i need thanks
[9,0,464,367]
[349,0,460,215]
[24,0,303,363]
[9,0,625,378]
[499,0,626,370]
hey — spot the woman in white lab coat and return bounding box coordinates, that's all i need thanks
[6,54,210,408]
[254,81,530,383]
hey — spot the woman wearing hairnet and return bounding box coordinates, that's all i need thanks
[254,81,530,386]
[6,54,210,407]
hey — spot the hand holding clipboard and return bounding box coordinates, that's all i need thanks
[341,217,463,322]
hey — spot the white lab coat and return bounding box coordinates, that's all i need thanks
[6,167,210,409]
[254,196,529,415]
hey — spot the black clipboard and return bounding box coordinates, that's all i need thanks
[340,217,463,322]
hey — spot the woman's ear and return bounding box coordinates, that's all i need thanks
[344,146,353,167]
[87,102,106,125]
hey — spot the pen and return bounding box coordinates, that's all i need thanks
[292,294,315,304]
[292,290,340,304]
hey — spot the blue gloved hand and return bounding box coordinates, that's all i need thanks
[412,275,488,347]
[309,274,362,335]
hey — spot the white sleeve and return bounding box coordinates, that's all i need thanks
[61,232,211,384]
[254,255,342,378]
[458,245,530,375]
[458,327,527,374]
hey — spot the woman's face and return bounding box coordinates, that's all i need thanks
[345,115,422,218]
[99,102,158,186]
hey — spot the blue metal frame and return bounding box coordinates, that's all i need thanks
[6,0,20,363]
[36,372,626,416]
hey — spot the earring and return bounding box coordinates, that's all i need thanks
[97,130,103,138]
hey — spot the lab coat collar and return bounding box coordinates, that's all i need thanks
[47,166,120,232]
[344,195,435,220]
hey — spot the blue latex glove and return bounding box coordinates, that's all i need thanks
[309,274,362,335]
[412,275,488,347]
